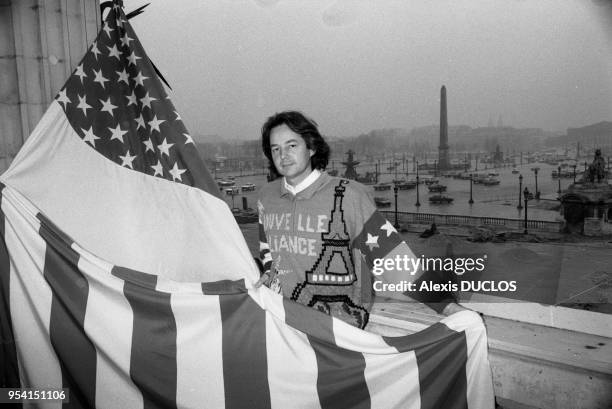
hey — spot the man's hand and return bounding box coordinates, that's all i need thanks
[254,271,271,288]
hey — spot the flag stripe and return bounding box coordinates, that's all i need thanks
[363,350,421,409]
[79,248,142,409]
[113,266,178,409]
[443,311,495,408]
[173,292,225,409]
[309,336,371,409]
[39,213,97,408]
[201,279,246,295]
[219,292,271,409]
[0,185,21,391]
[283,297,336,344]
[384,323,468,409]
[265,312,320,409]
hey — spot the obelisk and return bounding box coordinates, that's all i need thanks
[438,85,450,171]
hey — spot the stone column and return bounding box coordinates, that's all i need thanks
[0,0,100,172]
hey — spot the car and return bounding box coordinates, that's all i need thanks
[429,195,454,204]
[374,197,391,207]
[428,184,447,193]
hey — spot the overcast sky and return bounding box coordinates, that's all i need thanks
[129,0,612,139]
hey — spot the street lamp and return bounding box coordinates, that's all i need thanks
[393,185,400,228]
[572,164,577,183]
[523,187,531,234]
[415,162,421,207]
[531,167,540,200]
[469,173,474,205]
[517,174,523,209]
[557,165,562,195]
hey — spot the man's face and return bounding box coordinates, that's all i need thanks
[270,124,315,186]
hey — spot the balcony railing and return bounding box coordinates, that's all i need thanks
[381,211,563,232]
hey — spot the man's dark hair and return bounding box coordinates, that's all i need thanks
[261,111,331,180]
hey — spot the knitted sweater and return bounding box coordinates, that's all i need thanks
[257,172,451,328]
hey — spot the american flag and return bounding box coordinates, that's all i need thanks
[0,1,494,408]
[0,183,494,408]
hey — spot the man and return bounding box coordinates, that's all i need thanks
[256,111,463,328]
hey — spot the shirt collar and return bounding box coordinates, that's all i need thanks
[283,169,322,195]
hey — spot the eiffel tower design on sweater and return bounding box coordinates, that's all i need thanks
[304,179,356,285]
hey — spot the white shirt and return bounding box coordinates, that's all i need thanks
[283,169,322,195]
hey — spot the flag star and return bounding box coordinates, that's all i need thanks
[74,64,87,83]
[158,138,174,157]
[120,32,134,47]
[183,133,194,144]
[92,68,109,88]
[126,90,138,106]
[107,44,121,60]
[380,220,397,237]
[76,94,92,116]
[135,114,146,130]
[100,97,118,115]
[119,150,137,169]
[127,51,141,66]
[133,71,149,86]
[91,41,101,60]
[81,126,100,146]
[151,160,164,177]
[143,138,155,152]
[174,111,182,121]
[148,115,166,133]
[365,233,379,251]
[102,21,114,38]
[140,92,157,109]
[56,89,71,107]
[115,18,124,28]
[116,68,129,84]
[108,124,128,142]
[169,162,187,182]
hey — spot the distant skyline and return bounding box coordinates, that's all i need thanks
[130,0,612,139]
